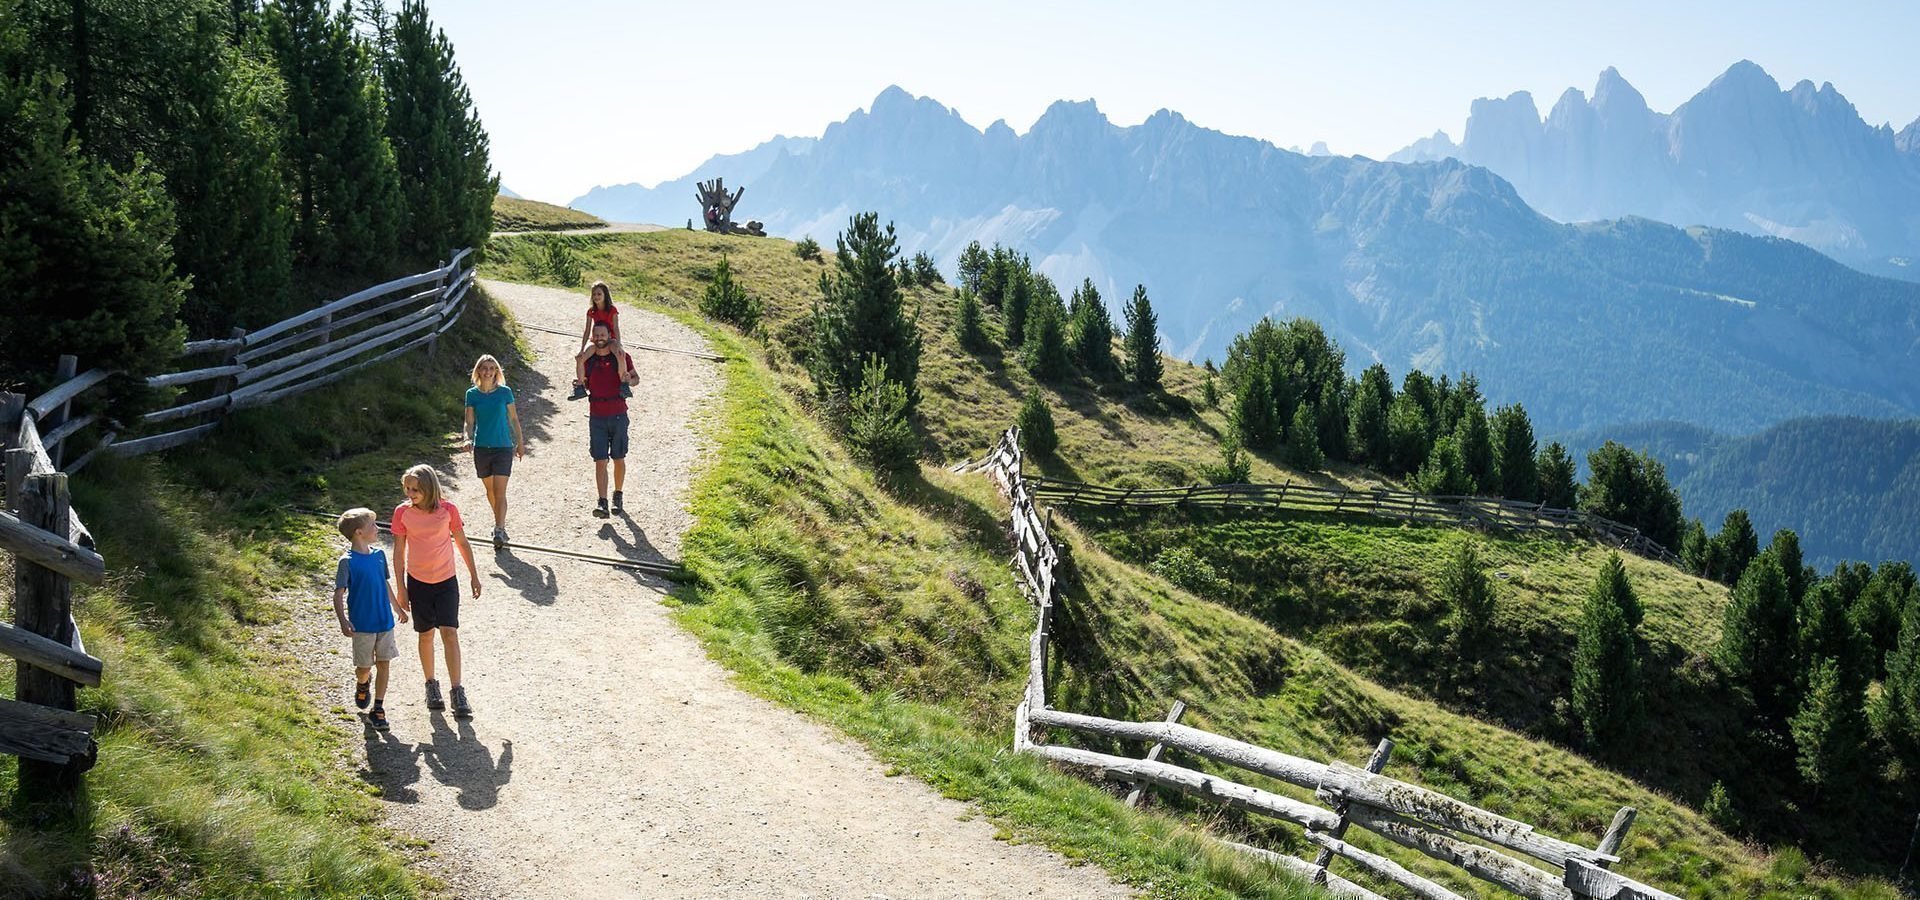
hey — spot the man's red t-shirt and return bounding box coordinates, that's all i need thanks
[584,350,634,417]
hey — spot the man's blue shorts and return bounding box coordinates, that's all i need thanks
[589,413,629,461]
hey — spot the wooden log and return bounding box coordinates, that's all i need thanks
[1223,841,1387,900]
[25,366,105,422]
[180,335,246,355]
[145,365,245,389]
[1029,707,1330,790]
[1318,760,1617,869]
[236,284,438,363]
[0,697,95,766]
[0,509,105,583]
[236,301,440,386]
[1026,742,1342,831]
[141,390,234,425]
[0,620,103,687]
[242,267,441,347]
[39,413,96,452]
[1303,831,1469,900]
[1563,859,1681,900]
[1595,807,1637,859]
[1311,738,1394,876]
[108,421,221,458]
[232,307,439,402]
[1344,804,1571,900]
[15,473,86,796]
[1125,699,1188,807]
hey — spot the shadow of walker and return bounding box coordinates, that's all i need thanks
[420,712,513,811]
[489,549,558,606]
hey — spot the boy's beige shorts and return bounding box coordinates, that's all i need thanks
[352,629,401,668]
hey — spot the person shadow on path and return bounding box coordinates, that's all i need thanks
[421,712,513,811]
[361,719,425,804]
[490,548,558,606]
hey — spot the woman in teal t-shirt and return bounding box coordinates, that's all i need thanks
[462,354,525,550]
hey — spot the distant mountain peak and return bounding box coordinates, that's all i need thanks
[1897,117,1920,154]
[1031,98,1109,131]
[1705,59,1781,97]
[1591,67,1649,112]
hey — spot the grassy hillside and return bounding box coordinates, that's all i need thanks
[491,195,606,232]
[483,228,1897,898]
[0,291,528,897]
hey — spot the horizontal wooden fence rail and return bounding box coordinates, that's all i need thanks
[1021,474,1681,567]
[961,425,1681,900]
[12,249,474,473]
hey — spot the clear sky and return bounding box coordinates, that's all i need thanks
[429,0,1920,205]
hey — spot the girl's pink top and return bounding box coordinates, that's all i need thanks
[391,500,464,583]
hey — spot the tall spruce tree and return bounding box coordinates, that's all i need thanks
[1285,401,1323,470]
[1680,519,1712,577]
[0,35,187,419]
[380,0,495,257]
[266,0,401,271]
[1067,277,1116,379]
[1537,441,1579,509]
[1348,363,1394,466]
[1798,582,1868,698]
[1415,435,1471,496]
[1592,553,1644,630]
[1232,364,1280,450]
[1490,403,1539,502]
[1768,529,1809,605]
[1855,563,1916,677]
[957,240,988,292]
[1573,556,1644,748]
[808,211,921,412]
[1457,403,1494,493]
[1713,509,1760,587]
[1873,597,1920,775]
[1315,379,1350,462]
[1442,540,1496,647]
[1022,276,1071,381]
[1122,283,1162,390]
[1719,554,1800,721]
[1002,261,1032,347]
[1387,393,1432,476]
[1791,657,1865,793]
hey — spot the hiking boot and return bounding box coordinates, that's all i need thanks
[354,676,371,710]
[370,701,390,732]
[492,527,506,550]
[424,678,445,711]
[568,382,588,401]
[610,491,624,515]
[593,498,610,519]
[450,685,472,719]
[619,382,634,399]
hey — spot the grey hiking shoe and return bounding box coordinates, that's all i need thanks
[424,678,445,711]
[450,685,472,719]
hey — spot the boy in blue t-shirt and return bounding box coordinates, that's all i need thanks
[333,508,411,731]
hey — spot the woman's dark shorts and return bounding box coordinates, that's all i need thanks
[474,446,514,478]
[407,575,460,632]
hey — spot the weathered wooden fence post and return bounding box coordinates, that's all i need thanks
[1595,806,1637,860]
[1124,699,1187,808]
[214,327,246,419]
[44,356,77,469]
[427,253,451,361]
[14,472,88,799]
[1308,738,1393,885]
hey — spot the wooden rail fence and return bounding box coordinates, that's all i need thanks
[1021,474,1680,567]
[22,249,476,472]
[962,426,1681,900]
[0,251,473,801]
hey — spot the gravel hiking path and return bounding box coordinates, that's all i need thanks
[294,280,1129,899]
[489,222,668,237]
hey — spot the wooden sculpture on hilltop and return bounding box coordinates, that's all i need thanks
[695,177,766,236]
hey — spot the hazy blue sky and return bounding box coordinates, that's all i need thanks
[431,1,1920,205]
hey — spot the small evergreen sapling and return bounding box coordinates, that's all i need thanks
[1017,388,1058,457]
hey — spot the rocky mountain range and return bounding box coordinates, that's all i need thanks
[572,85,1920,435]
[1390,61,1920,279]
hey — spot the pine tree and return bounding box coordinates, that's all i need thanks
[910,251,942,287]
[844,354,917,472]
[1067,278,1116,379]
[1719,554,1799,721]
[1002,263,1032,347]
[699,253,760,332]
[1855,562,1915,677]
[1386,393,1432,476]
[1415,435,1471,496]
[1680,519,1712,577]
[978,247,1009,308]
[1122,283,1162,390]
[954,288,987,351]
[957,240,988,292]
[1791,657,1865,793]
[1873,598,1920,775]
[1537,442,1579,509]
[1401,369,1439,426]
[1490,403,1539,502]
[1232,364,1281,450]
[1347,363,1394,466]
[1022,279,1071,381]
[809,212,921,413]
[1285,401,1323,470]
[1713,509,1760,587]
[0,47,188,421]
[382,0,496,257]
[1768,529,1809,605]
[1442,541,1496,647]
[1798,582,1867,698]
[1574,561,1644,748]
[1457,402,1494,493]
[1017,387,1057,457]
[1201,371,1218,409]
[1314,379,1350,462]
[1592,553,1644,630]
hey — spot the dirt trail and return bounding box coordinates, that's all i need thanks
[298,279,1129,899]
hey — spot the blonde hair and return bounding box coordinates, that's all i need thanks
[336,507,376,540]
[589,281,614,313]
[402,464,443,512]
[470,353,506,388]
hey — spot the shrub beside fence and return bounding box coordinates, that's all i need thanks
[960,426,1681,900]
